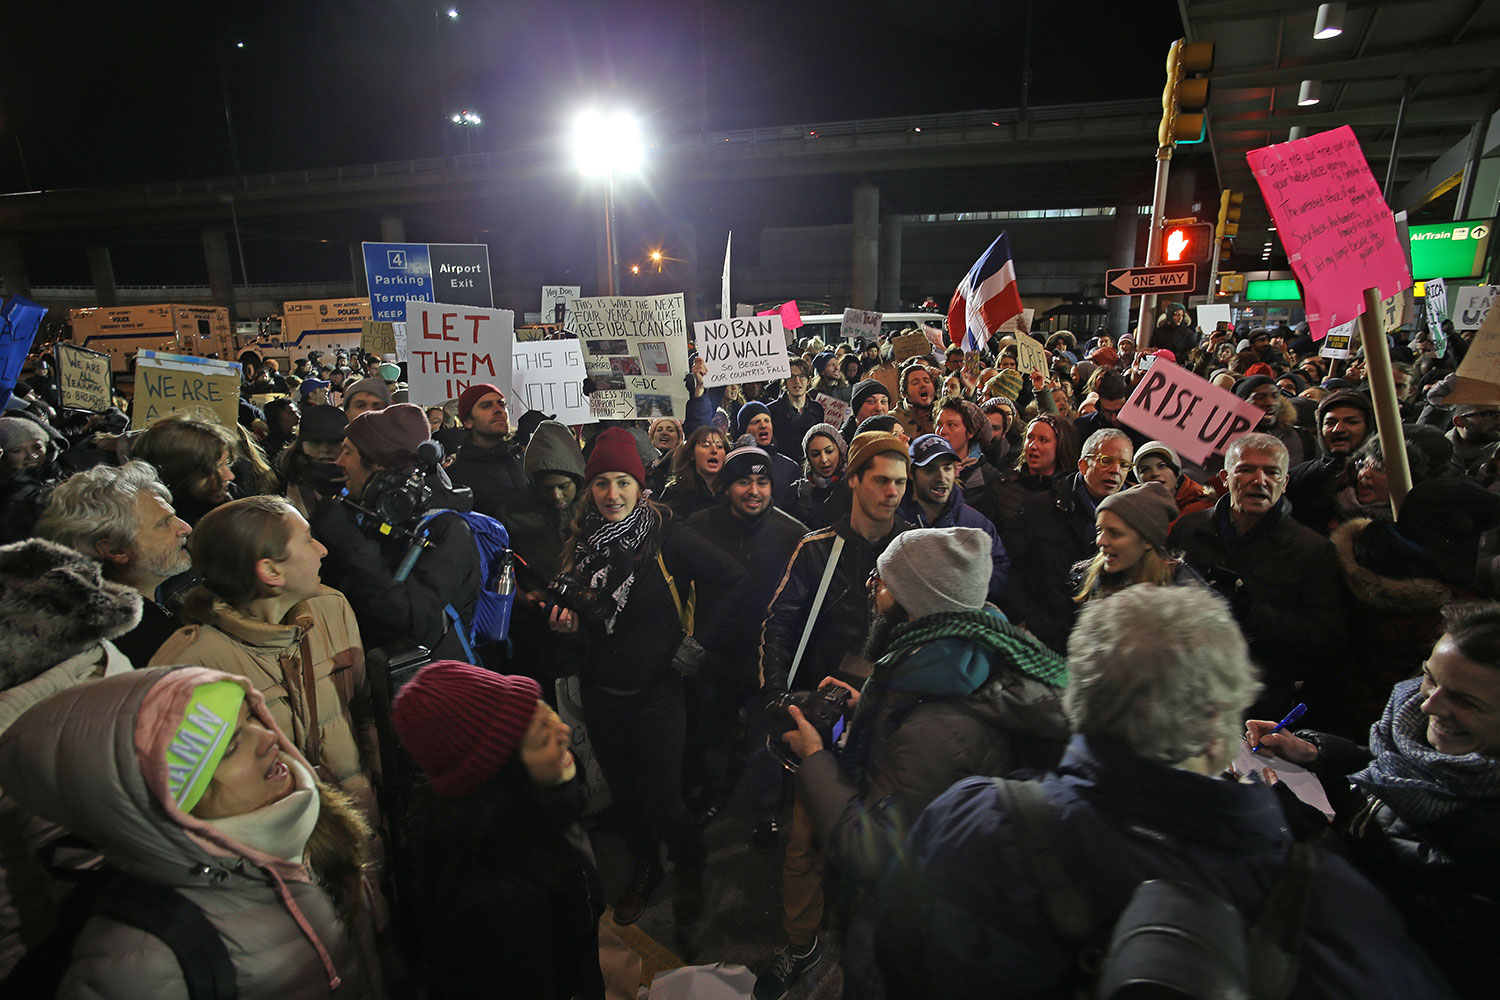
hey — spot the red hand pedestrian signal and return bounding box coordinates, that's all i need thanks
[1166,229,1189,262]
[1161,222,1215,265]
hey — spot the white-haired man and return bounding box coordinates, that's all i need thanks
[877,586,1448,999]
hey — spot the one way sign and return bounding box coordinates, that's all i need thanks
[1105,264,1197,297]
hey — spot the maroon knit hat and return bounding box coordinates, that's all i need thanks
[345,402,430,469]
[391,661,543,798]
[584,426,646,485]
[457,383,505,423]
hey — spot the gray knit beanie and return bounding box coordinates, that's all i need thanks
[1096,482,1178,552]
[876,527,991,619]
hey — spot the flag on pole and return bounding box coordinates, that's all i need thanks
[947,232,1024,351]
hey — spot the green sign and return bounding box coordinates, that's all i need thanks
[1408,219,1492,280]
[1244,278,1302,301]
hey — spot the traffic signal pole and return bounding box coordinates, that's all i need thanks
[1137,147,1172,350]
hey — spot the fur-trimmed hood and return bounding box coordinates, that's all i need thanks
[1331,518,1451,613]
[0,538,141,688]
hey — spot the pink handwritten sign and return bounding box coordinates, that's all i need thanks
[1246,126,1412,339]
[1118,359,1265,465]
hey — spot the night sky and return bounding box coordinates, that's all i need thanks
[1,1,1183,191]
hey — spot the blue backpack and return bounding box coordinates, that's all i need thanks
[393,509,516,662]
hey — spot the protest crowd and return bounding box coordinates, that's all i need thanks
[2,287,1500,1000]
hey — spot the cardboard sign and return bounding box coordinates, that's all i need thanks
[1246,126,1413,339]
[131,351,241,429]
[404,301,515,405]
[541,285,581,327]
[1197,303,1232,330]
[510,339,595,426]
[1014,332,1048,378]
[996,307,1035,335]
[1425,277,1450,358]
[695,315,791,388]
[0,295,46,411]
[1378,288,1415,331]
[840,308,883,342]
[892,332,931,363]
[1319,320,1355,360]
[361,320,397,358]
[1454,300,1500,387]
[54,343,113,412]
[1452,286,1499,330]
[572,294,689,419]
[1118,359,1265,465]
[815,391,850,431]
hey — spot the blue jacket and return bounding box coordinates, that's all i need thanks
[896,484,1009,602]
[876,734,1453,999]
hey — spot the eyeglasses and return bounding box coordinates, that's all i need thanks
[1088,454,1132,470]
[787,374,809,381]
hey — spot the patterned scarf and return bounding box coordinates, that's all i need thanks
[570,498,661,634]
[1349,677,1500,824]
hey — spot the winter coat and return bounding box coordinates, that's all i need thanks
[1285,450,1349,535]
[981,467,1057,535]
[568,517,746,693]
[1170,473,1216,521]
[766,394,825,463]
[0,666,381,999]
[897,485,1010,602]
[0,539,142,979]
[310,494,481,662]
[150,589,382,829]
[686,501,808,683]
[786,477,842,530]
[759,514,911,693]
[877,735,1452,1000]
[1167,497,1348,720]
[891,403,934,439]
[1000,474,1100,653]
[503,421,585,591]
[447,438,527,517]
[1328,519,1453,735]
[658,472,718,521]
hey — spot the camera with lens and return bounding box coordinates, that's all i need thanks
[362,440,445,525]
[543,573,616,623]
[765,686,853,772]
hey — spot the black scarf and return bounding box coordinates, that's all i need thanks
[570,500,661,633]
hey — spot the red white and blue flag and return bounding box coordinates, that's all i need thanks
[946,232,1024,351]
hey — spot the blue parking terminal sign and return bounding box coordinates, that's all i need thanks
[362,242,493,322]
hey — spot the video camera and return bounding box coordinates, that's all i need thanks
[361,439,446,525]
[765,685,853,772]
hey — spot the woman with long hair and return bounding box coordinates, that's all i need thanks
[658,425,727,519]
[151,496,382,831]
[1073,482,1204,605]
[546,428,745,926]
[984,415,1080,531]
[129,412,239,526]
[394,660,606,999]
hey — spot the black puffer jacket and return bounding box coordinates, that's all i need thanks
[448,438,527,517]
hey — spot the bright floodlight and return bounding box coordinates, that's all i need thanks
[447,8,459,18]
[571,109,644,177]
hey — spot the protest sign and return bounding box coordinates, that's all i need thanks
[815,392,850,431]
[361,320,397,358]
[1454,301,1500,388]
[892,332,931,363]
[1118,359,1264,465]
[1425,277,1450,358]
[1197,303,1232,330]
[0,294,46,410]
[541,285,581,327]
[571,294,689,420]
[1319,320,1355,360]
[1014,332,1048,378]
[54,343,113,412]
[131,351,241,429]
[392,323,409,362]
[996,307,1035,335]
[840,308,882,342]
[1378,288,1414,332]
[404,301,515,406]
[695,315,791,388]
[511,339,595,425]
[1453,286,1500,330]
[1246,126,1412,339]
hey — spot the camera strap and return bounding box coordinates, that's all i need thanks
[787,535,844,690]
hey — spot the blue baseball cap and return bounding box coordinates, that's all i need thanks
[909,433,959,467]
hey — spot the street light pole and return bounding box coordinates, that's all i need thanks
[604,172,619,295]
[571,108,642,298]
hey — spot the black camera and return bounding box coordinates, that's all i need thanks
[765,686,853,772]
[544,573,616,623]
[363,440,445,525]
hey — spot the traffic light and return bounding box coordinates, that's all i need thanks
[1216,189,1243,240]
[1159,39,1215,147]
[1162,221,1215,265]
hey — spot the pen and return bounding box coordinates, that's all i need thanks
[1251,702,1307,753]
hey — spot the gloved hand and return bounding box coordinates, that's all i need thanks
[671,635,707,677]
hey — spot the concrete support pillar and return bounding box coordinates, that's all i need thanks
[351,244,369,296]
[879,215,903,311]
[379,216,406,243]
[1470,157,1500,220]
[0,238,30,298]
[87,245,119,307]
[851,182,880,310]
[496,229,524,318]
[202,229,237,323]
[1109,206,1140,338]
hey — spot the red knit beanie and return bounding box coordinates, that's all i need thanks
[345,402,430,469]
[457,383,505,423]
[391,661,542,798]
[584,426,646,485]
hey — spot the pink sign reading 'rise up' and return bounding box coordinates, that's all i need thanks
[1246,126,1412,340]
